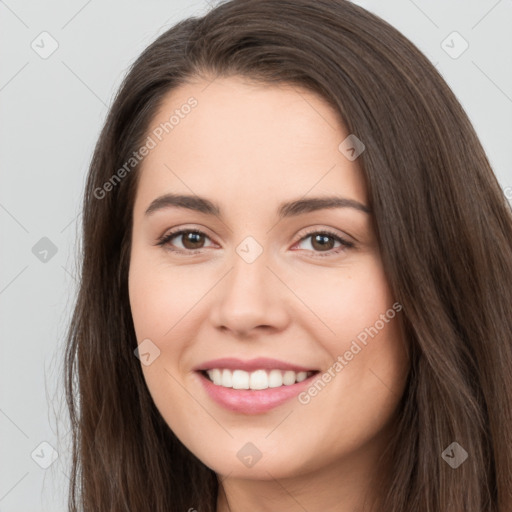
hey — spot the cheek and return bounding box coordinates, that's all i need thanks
[290,254,397,344]
[297,256,408,414]
[128,253,205,344]
[294,301,407,465]
[128,257,205,437]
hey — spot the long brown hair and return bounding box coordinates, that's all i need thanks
[63,0,512,510]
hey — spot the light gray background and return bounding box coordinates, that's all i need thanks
[1,0,511,510]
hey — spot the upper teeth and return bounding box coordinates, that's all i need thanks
[205,369,314,390]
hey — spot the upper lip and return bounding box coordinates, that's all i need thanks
[193,357,318,373]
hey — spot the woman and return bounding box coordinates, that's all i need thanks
[64,0,512,510]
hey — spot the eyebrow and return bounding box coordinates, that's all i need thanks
[144,193,371,219]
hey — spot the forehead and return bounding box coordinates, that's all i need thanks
[133,76,367,216]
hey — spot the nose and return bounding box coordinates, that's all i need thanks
[209,251,290,339]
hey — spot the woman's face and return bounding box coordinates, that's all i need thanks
[128,75,409,480]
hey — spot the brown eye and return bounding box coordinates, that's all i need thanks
[310,233,337,252]
[180,231,207,250]
[294,229,354,258]
[156,229,214,253]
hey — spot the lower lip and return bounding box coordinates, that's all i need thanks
[196,371,318,414]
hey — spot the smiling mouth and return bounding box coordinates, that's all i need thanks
[200,368,320,390]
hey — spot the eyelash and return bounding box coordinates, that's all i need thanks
[156,227,355,258]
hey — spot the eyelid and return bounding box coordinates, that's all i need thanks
[156,225,217,252]
[295,225,356,245]
[157,224,216,243]
[291,226,355,257]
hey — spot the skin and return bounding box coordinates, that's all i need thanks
[128,75,410,512]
